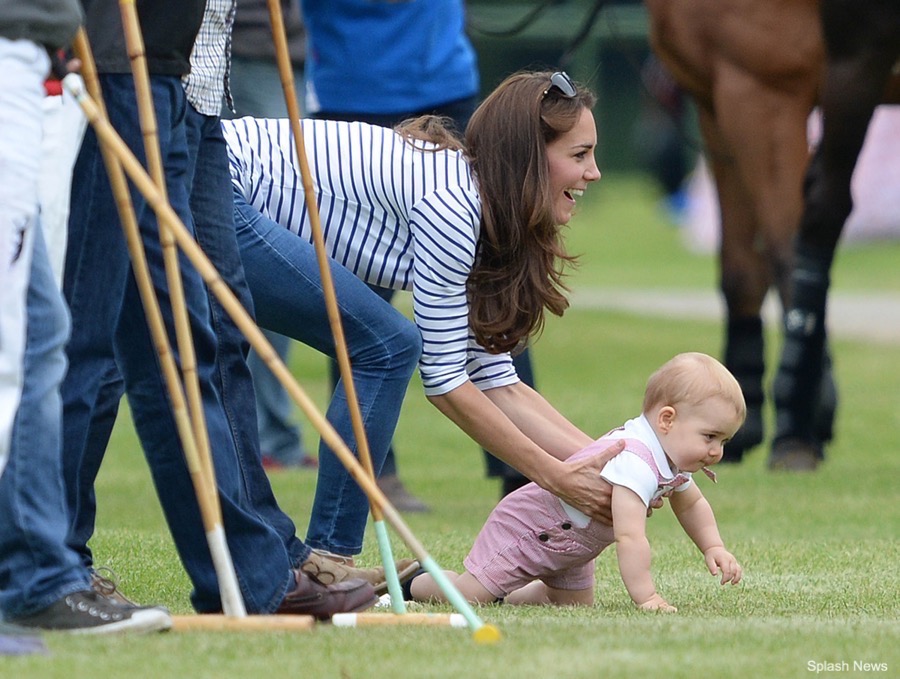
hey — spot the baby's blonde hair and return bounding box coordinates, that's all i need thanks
[642,352,746,423]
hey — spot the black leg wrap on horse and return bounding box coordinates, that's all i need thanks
[772,244,832,455]
[722,316,765,461]
[814,350,838,444]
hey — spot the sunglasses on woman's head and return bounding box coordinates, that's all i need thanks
[542,71,577,99]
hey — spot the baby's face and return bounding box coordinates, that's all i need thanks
[660,397,743,473]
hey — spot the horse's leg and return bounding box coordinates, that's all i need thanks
[771,0,900,469]
[704,59,817,461]
[696,107,768,461]
[712,68,820,461]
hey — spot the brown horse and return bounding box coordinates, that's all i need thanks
[770,0,900,467]
[643,0,831,468]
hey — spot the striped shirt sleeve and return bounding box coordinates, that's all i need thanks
[410,186,517,396]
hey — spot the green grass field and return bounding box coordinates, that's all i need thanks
[11,175,900,678]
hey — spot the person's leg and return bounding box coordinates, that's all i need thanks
[62,365,123,569]
[505,582,593,606]
[249,330,310,468]
[185,108,307,567]
[0,37,44,474]
[0,235,173,636]
[61,74,136,569]
[39,86,86,285]
[223,58,312,470]
[0,223,90,619]
[110,87,295,612]
[333,285,428,513]
[409,570,497,604]
[1,220,172,632]
[233,195,421,556]
[118,267,378,613]
[328,285,399,472]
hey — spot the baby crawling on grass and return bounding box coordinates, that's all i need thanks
[409,352,744,612]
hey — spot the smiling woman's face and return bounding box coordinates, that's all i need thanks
[545,107,601,224]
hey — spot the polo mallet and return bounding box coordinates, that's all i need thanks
[119,0,216,508]
[62,68,500,643]
[73,25,246,619]
[332,613,467,628]
[265,0,406,614]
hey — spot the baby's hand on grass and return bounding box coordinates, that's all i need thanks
[705,546,743,585]
[637,594,677,613]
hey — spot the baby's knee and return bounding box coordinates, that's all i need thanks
[546,585,594,607]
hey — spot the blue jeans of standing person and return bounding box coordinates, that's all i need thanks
[61,75,295,614]
[185,107,307,566]
[232,193,422,556]
[0,226,90,620]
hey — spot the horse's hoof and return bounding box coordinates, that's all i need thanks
[768,438,822,472]
[722,406,764,462]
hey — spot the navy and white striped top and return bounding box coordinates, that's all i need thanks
[222,117,519,396]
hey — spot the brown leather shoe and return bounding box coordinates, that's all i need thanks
[301,550,420,596]
[276,569,377,620]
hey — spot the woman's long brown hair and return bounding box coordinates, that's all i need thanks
[395,71,596,354]
[465,71,595,353]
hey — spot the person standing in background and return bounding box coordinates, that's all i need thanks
[223,0,317,471]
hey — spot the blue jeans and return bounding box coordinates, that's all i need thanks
[0,226,89,619]
[224,56,308,467]
[186,109,307,567]
[61,75,293,613]
[233,193,422,555]
[247,329,307,465]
